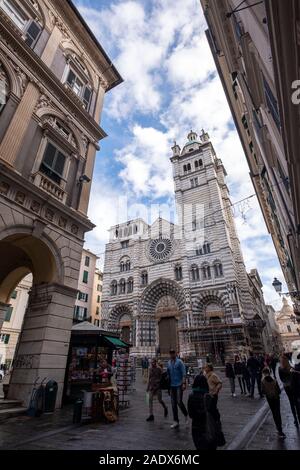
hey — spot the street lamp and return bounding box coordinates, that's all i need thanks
[272,278,282,294]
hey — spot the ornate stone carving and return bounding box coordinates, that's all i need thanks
[0,181,10,195]
[71,224,79,235]
[49,10,69,38]
[30,200,41,213]
[45,208,54,222]
[15,191,26,205]
[35,94,51,112]
[10,62,28,96]
[58,216,67,229]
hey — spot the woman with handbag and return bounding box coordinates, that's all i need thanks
[187,374,218,450]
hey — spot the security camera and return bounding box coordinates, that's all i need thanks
[79,174,91,184]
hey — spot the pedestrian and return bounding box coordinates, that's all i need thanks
[204,363,226,447]
[291,356,300,427]
[270,354,278,379]
[247,352,263,398]
[234,355,247,394]
[167,349,188,429]
[142,356,149,382]
[225,360,236,397]
[278,354,300,427]
[261,367,286,439]
[187,374,218,450]
[241,358,251,394]
[146,358,168,422]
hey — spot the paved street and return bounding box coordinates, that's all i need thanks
[1,369,299,450]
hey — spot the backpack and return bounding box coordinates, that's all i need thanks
[160,371,170,390]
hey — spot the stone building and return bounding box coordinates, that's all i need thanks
[275,298,300,354]
[0,274,32,369]
[0,0,121,406]
[91,268,103,327]
[74,248,98,324]
[101,130,267,360]
[200,0,300,319]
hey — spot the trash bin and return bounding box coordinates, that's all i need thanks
[44,380,58,413]
[73,398,83,424]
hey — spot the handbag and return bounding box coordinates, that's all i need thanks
[160,371,170,390]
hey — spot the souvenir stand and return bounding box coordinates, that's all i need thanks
[63,322,130,422]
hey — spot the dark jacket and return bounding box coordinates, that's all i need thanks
[261,375,281,400]
[225,363,235,379]
[188,391,217,450]
[278,367,292,390]
[247,356,260,375]
[234,361,243,375]
[291,364,300,398]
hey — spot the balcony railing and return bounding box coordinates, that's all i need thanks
[32,172,67,203]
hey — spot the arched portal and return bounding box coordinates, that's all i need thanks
[0,230,77,408]
[108,304,133,345]
[139,279,186,356]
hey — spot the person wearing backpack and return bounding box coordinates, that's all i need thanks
[261,367,286,439]
[188,374,218,450]
[146,358,168,422]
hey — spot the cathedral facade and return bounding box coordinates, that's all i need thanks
[101,130,265,361]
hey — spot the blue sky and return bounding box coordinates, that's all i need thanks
[74,0,287,308]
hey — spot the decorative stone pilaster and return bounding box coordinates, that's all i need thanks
[8,283,77,408]
[77,142,98,215]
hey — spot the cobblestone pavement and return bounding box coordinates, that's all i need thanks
[0,369,274,450]
[246,386,300,450]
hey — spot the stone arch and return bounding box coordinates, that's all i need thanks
[139,278,186,316]
[0,54,24,98]
[37,0,52,29]
[60,43,97,89]
[0,224,64,303]
[37,108,86,156]
[108,304,133,330]
[193,290,231,315]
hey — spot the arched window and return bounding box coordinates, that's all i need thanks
[120,261,124,272]
[119,279,126,294]
[198,159,203,167]
[141,271,148,286]
[127,277,134,294]
[134,225,138,234]
[125,260,131,271]
[187,163,191,172]
[214,261,223,278]
[111,280,117,296]
[191,265,200,281]
[0,63,9,114]
[183,164,187,173]
[203,242,211,254]
[196,246,202,256]
[175,265,182,281]
[202,264,211,280]
[64,53,93,110]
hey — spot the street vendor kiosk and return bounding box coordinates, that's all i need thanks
[63,322,130,422]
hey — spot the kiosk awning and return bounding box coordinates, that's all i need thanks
[103,335,129,349]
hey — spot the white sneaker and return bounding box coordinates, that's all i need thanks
[232,393,237,397]
[170,422,179,429]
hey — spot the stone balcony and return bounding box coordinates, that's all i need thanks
[31,172,67,204]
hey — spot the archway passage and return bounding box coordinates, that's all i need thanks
[108,304,133,345]
[156,296,179,355]
[0,232,77,408]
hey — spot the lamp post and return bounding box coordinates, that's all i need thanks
[272,278,300,324]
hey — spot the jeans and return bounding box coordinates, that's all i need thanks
[237,376,247,394]
[228,377,235,394]
[149,389,167,415]
[250,372,262,397]
[170,386,188,422]
[267,397,282,433]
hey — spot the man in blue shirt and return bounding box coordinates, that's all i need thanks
[167,349,188,428]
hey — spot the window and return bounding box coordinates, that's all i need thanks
[195,159,203,169]
[1,333,10,344]
[96,306,100,315]
[127,278,134,294]
[287,325,292,333]
[94,319,100,327]
[141,271,148,285]
[196,246,202,256]
[111,281,117,296]
[97,295,100,303]
[190,177,198,188]
[175,265,182,281]
[66,68,92,110]
[97,284,102,292]
[40,142,66,185]
[263,76,281,130]
[78,292,88,302]
[191,265,200,281]
[203,242,211,254]
[85,256,90,267]
[0,0,27,29]
[10,290,17,299]
[73,306,87,321]
[121,240,129,249]
[82,270,88,284]
[119,279,126,294]
[214,262,223,278]
[5,306,13,322]
[202,265,211,280]
[25,20,41,47]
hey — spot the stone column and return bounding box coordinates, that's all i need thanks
[0,82,40,166]
[77,142,98,215]
[94,85,105,123]
[8,283,77,408]
[0,302,10,332]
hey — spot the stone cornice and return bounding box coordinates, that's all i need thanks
[0,161,95,233]
[0,11,106,141]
